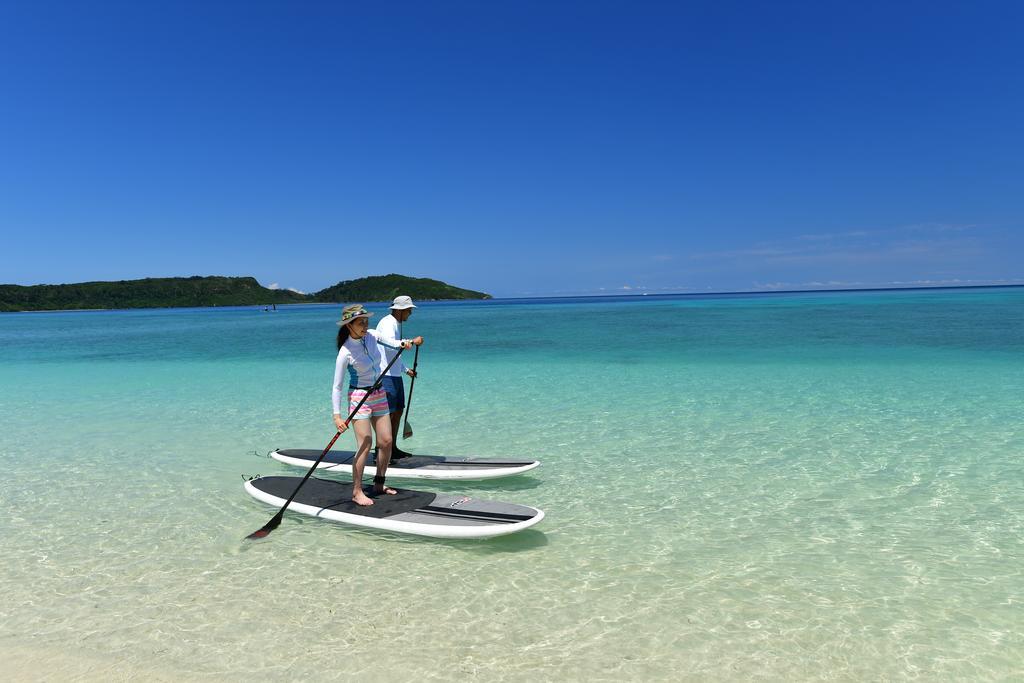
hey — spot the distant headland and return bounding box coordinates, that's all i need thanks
[0,274,491,312]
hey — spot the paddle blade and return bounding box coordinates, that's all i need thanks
[402,421,413,439]
[246,511,283,540]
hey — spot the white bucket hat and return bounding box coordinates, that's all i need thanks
[391,295,417,310]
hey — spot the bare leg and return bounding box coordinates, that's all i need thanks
[350,419,374,506]
[372,414,397,495]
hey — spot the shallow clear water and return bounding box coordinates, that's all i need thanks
[1,288,1022,680]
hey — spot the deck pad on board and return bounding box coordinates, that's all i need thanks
[251,475,436,519]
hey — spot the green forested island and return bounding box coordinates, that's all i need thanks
[0,275,491,312]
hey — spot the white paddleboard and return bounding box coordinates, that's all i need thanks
[270,448,540,481]
[245,476,544,539]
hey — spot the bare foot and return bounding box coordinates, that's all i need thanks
[352,490,374,506]
[374,485,398,495]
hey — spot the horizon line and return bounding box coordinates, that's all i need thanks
[493,282,1024,301]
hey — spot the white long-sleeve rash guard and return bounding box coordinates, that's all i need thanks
[375,313,409,377]
[331,330,404,415]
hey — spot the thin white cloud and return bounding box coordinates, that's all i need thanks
[902,222,978,233]
[797,223,978,242]
[689,223,990,268]
[760,239,987,266]
[690,246,808,260]
[798,230,873,241]
[267,282,306,294]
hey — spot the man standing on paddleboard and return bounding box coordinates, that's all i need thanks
[376,295,420,459]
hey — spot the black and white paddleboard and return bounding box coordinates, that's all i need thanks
[270,448,540,481]
[245,476,544,539]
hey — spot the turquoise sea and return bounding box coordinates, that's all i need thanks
[1,287,1022,681]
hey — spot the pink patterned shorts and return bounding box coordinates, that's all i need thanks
[348,388,391,420]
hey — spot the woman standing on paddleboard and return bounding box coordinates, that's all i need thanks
[333,304,424,506]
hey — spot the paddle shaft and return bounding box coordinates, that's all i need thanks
[247,345,406,539]
[401,345,420,439]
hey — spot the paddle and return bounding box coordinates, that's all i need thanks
[402,345,420,440]
[246,346,406,540]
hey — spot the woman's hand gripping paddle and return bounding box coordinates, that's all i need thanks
[402,345,420,440]
[246,346,405,540]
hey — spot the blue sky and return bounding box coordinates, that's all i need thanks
[1,1,1021,297]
